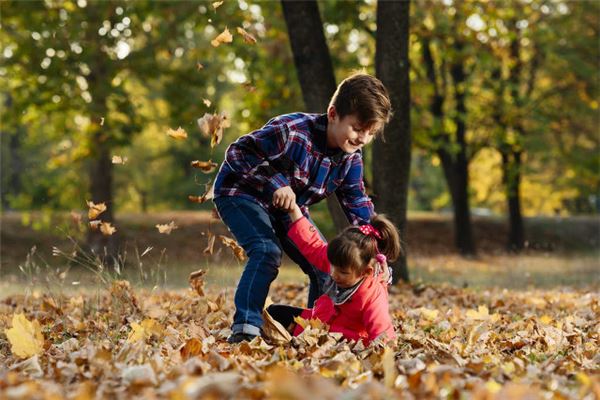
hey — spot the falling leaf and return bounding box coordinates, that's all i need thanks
[167,126,188,140]
[5,314,45,359]
[189,269,207,297]
[89,220,101,230]
[112,155,128,165]
[100,221,117,236]
[203,98,212,107]
[218,235,246,261]
[86,201,107,219]
[211,27,233,47]
[127,319,164,343]
[197,62,204,70]
[100,117,105,126]
[191,160,219,173]
[212,1,224,10]
[237,27,257,44]
[203,232,216,255]
[197,113,230,148]
[156,221,178,235]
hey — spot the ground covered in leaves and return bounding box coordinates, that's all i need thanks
[0,278,598,399]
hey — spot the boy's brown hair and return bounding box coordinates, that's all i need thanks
[327,214,402,275]
[328,72,392,135]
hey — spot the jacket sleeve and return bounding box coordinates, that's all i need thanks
[335,152,375,225]
[287,217,330,274]
[223,119,291,197]
[361,285,396,344]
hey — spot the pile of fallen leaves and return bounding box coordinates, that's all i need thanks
[0,276,598,399]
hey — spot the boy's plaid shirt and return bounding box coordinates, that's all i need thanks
[213,113,374,225]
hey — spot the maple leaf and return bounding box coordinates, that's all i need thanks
[5,314,45,359]
[100,221,117,236]
[218,235,246,261]
[191,160,219,173]
[189,269,207,297]
[86,201,107,219]
[112,155,128,165]
[197,112,230,148]
[211,27,233,47]
[167,126,188,140]
[237,27,257,44]
[127,319,164,343]
[89,220,101,230]
[156,221,178,234]
[203,232,216,255]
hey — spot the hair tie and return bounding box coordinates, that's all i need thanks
[358,224,382,239]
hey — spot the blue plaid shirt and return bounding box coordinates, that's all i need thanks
[214,113,374,226]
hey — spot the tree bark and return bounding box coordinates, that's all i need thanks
[374,0,411,282]
[281,0,349,232]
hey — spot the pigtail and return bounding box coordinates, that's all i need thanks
[370,214,402,262]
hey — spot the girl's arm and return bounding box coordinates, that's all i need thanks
[287,204,330,274]
[362,288,396,344]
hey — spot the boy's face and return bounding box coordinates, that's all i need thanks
[326,106,377,153]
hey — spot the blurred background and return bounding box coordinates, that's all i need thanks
[1,0,598,292]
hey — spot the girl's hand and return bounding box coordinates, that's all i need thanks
[288,203,303,222]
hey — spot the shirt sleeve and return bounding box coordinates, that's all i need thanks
[362,286,396,344]
[335,152,375,225]
[224,119,291,197]
[287,217,330,274]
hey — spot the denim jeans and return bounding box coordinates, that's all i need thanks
[214,196,331,336]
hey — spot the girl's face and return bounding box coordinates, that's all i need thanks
[330,265,368,288]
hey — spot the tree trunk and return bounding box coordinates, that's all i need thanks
[448,41,476,255]
[374,0,411,282]
[501,150,525,251]
[281,0,349,232]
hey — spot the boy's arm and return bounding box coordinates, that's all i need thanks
[224,120,291,198]
[336,152,375,225]
[287,207,330,274]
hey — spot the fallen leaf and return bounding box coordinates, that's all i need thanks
[237,27,257,44]
[100,221,117,236]
[180,338,203,360]
[211,27,233,47]
[127,319,164,343]
[86,201,107,219]
[167,126,188,140]
[5,314,45,359]
[191,160,219,173]
[156,221,178,235]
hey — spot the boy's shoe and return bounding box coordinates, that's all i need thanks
[227,332,257,344]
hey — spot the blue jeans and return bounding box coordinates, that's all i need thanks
[214,196,331,336]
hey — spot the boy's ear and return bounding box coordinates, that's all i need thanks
[327,105,337,120]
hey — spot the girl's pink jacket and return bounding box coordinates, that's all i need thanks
[288,217,396,344]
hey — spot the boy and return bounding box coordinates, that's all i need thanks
[213,73,392,343]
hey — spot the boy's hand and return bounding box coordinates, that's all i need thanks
[272,186,296,211]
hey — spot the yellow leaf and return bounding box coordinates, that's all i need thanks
[485,380,502,394]
[167,126,188,140]
[156,221,178,235]
[86,201,107,219]
[212,1,223,10]
[5,314,45,359]
[418,307,439,321]
[236,27,257,44]
[100,222,117,236]
[127,319,164,343]
[382,346,397,389]
[539,315,553,325]
[211,27,233,47]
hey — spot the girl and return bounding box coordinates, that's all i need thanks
[267,203,401,345]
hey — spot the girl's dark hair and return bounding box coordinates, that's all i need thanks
[326,214,402,274]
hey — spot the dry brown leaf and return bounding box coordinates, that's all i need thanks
[237,27,257,44]
[100,221,117,236]
[188,183,214,204]
[189,269,207,297]
[197,113,230,148]
[167,126,188,140]
[86,201,107,219]
[89,220,101,230]
[156,221,178,235]
[191,160,219,173]
[218,235,246,261]
[180,338,203,360]
[211,27,233,47]
[203,232,216,255]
